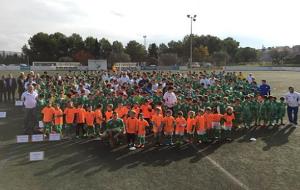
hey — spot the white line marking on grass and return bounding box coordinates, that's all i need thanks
[190,144,250,190]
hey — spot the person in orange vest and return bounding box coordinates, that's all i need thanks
[76,103,86,138]
[85,105,95,137]
[151,107,164,146]
[186,111,196,143]
[195,109,208,143]
[41,101,55,137]
[175,111,187,145]
[125,110,138,150]
[137,113,149,148]
[203,107,214,141]
[53,103,63,136]
[222,106,235,142]
[212,107,223,141]
[63,101,77,138]
[163,109,175,146]
[94,104,103,136]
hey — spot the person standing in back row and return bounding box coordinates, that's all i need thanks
[285,87,300,127]
[6,74,17,102]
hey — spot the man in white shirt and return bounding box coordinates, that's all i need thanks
[285,87,300,127]
[21,84,38,134]
[163,86,177,110]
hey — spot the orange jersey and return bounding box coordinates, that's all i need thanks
[85,111,95,126]
[163,116,175,133]
[204,113,213,129]
[137,119,149,135]
[64,107,77,124]
[186,117,196,133]
[175,117,187,133]
[196,115,206,132]
[223,113,235,127]
[76,108,86,123]
[141,104,152,119]
[41,106,55,122]
[54,108,63,125]
[94,109,103,124]
[151,113,164,133]
[212,113,223,122]
[115,106,128,118]
[105,111,113,121]
[126,117,138,134]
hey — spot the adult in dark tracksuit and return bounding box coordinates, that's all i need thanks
[6,74,17,102]
[0,75,7,102]
[17,72,26,100]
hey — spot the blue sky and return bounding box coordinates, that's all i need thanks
[0,0,299,51]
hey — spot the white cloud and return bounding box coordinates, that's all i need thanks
[0,0,299,51]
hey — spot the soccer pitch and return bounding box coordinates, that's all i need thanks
[0,71,299,190]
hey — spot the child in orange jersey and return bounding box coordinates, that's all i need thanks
[186,111,196,143]
[85,105,95,137]
[175,111,187,145]
[195,109,208,143]
[203,107,214,141]
[212,107,223,141]
[104,104,114,130]
[63,101,77,138]
[222,106,235,142]
[76,103,86,138]
[151,107,164,146]
[53,103,63,136]
[141,99,153,134]
[94,104,103,136]
[137,113,149,148]
[125,111,138,150]
[163,110,175,146]
[41,101,55,137]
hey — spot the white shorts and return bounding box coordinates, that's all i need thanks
[212,122,221,129]
[175,131,184,136]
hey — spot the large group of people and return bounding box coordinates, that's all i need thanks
[16,70,300,150]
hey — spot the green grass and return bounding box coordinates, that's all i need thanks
[0,71,300,190]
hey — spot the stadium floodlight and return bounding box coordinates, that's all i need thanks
[187,14,197,68]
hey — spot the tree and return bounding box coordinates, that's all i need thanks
[222,37,239,60]
[99,38,112,59]
[167,40,184,57]
[125,41,147,62]
[193,46,209,62]
[67,33,84,55]
[148,43,158,58]
[84,37,99,58]
[159,53,178,66]
[270,49,289,65]
[158,43,169,54]
[235,47,258,63]
[108,52,131,64]
[111,41,124,54]
[212,51,230,66]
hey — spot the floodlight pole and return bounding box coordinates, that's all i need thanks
[187,14,196,68]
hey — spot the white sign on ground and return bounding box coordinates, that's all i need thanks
[16,135,29,143]
[29,151,44,161]
[49,134,61,141]
[38,121,44,128]
[0,112,6,118]
[15,101,23,106]
[31,134,44,142]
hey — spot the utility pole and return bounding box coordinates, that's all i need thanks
[187,14,197,68]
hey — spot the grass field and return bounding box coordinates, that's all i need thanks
[0,71,300,190]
